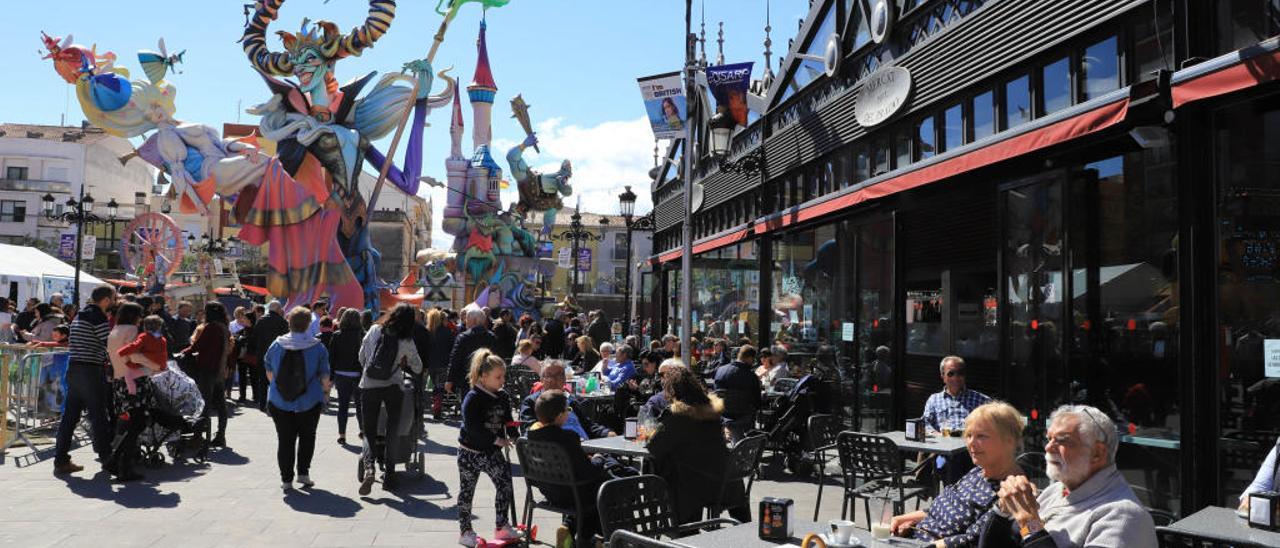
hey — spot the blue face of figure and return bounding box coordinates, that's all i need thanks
[291,48,328,95]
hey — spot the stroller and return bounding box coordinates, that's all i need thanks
[137,365,210,467]
[757,374,825,476]
[357,372,429,482]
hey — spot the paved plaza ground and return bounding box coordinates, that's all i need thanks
[0,399,866,547]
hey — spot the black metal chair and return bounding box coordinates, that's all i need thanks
[505,368,539,398]
[696,434,767,519]
[515,438,597,548]
[1155,526,1261,547]
[808,414,843,520]
[607,530,686,548]
[835,431,928,527]
[597,475,738,543]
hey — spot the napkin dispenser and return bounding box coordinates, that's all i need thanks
[759,497,795,540]
[1249,491,1280,530]
[905,418,927,442]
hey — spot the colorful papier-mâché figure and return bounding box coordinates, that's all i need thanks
[507,133,573,236]
[241,0,456,310]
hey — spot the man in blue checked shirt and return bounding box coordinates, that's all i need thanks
[920,355,990,484]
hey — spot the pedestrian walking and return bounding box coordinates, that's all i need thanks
[328,308,364,445]
[263,306,331,490]
[456,349,517,547]
[184,302,233,448]
[252,301,289,410]
[446,307,497,394]
[425,308,455,420]
[52,285,116,475]
[357,303,423,494]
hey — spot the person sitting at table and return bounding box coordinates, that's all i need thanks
[714,345,763,443]
[605,344,637,390]
[518,361,616,439]
[890,401,1025,547]
[511,339,542,375]
[647,367,751,524]
[920,356,990,484]
[755,346,791,390]
[705,339,732,375]
[1237,436,1280,512]
[978,405,1157,548]
[569,335,600,374]
[526,389,611,548]
[641,358,687,417]
[590,342,616,375]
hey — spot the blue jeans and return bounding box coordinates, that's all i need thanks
[54,364,112,464]
[333,374,362,437]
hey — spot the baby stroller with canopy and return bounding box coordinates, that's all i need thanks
[137,364,210,467]
[758,374,825,476]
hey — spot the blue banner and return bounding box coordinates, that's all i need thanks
[705,62,754,126]
[637,71,686,140]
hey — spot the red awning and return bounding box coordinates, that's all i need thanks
[213,285,271,297]
[1172,37,1280,108]
[103,278,140,289]
[658,93,1131,263]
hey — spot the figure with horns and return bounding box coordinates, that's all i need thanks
[241,0,456,310]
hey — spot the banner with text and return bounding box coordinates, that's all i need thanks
[705,62,753,126]
[637,71,687,139]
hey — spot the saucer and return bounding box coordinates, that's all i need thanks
[819,533,863,548]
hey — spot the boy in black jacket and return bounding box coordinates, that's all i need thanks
[526,390,608,547]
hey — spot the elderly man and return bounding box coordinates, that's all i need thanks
[980,405,1156,548]
[923,356,990,434]
[446,306,497,393]
[518,361,615,438]
[640,358,688,417]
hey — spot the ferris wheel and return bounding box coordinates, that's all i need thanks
[118,212,185,279]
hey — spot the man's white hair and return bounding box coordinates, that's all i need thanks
[464,306,486,325]
[600,342,615,354]
[1049,404,1119,465]
[658,358,687,372]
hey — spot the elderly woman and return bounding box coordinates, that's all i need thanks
[891,401,1025,547]
[264,306,331,490]
[591,342,616,375]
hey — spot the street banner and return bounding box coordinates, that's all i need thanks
[637,71,686,139]
[576,248,592,273]
[705,62,753,126]
[58,234,75,260]
[81,235,96,261]
[558,248,572,269]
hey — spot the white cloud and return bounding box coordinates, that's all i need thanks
[425,115,669,250]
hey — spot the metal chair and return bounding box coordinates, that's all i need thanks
[607,530,686,548]
[698,434,767,519]
[505,368,540,398]
[835,431,928,527]
[597,475,738,542]
[515,438,597,548]
[1155,526,1261,547]
[808,414,843,520]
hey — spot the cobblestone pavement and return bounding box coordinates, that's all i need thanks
[0,399,866,547]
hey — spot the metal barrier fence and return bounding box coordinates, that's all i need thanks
[1,345,70,463]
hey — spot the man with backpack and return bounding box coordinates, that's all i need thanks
[263,306,331,491]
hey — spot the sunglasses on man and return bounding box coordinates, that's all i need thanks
[946,369,966,378]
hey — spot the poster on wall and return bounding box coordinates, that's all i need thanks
[637,71,686,139]
[42,275,76,301]
[1266,339,1280,378]
[705,62,753,126]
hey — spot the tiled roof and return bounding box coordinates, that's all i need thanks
[0,123,112,145]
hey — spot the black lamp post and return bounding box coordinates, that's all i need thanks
[617,186,655,335]
[709,107,766,175]
[42,190,117,306]
[550,206,603,299]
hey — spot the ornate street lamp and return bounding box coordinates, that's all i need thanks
[550,205,604,299]
[617,186,654,334]
[42,188,117,305]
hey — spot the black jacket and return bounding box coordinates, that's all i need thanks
[426,324,455,372]
[449,326,497,386]
[712,361,763,420]
[327,328,364,374]
[252,312,288,361]
[165,313,196,357]
[542,319,566,359]
[492,320,518,361]
[517,389,614,439]
[525,423,605,508]
[646,395,742,523]
[587,319,611,351]
[412,323,432,374]
[571,349,601,374]
[458,386,512,454]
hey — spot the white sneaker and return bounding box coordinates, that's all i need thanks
[281,481,293,491]
[495,525,521,541]
[458,530,478,547]
[296,474,314,488]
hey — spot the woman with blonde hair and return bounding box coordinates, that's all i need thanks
[571,335,600,375]
[890,401,1025,547]
[456,349,517,546]
[511,339,542,374]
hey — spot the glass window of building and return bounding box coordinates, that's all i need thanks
[943,103,964,152]
[854,147,870,184]
[779,5,837,103]
[1216,0,1280,54]
[1081,36,1120,101]
[895,131,912,170]
[1004,74,1032,130]
[1042,56,1073,115]
[974,90,996,141]
[873,139,891,177]
[1214,94,1280,509]
[691,242,759,346]
[915,117,936,161]
[856,219,895,432]
[846,0,872,51]
[1133,2,1175,77]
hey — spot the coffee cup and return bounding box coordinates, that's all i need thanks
[828,520,855,544]
[871,522,892,541]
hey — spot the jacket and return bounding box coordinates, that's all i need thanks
[517,389,614,439]
[572,349,601,374]
[252,312,289,361]
[185,322,232,377]
[587,319,611,350]
[713,361,763,419]
[426,324,455,373]
[542,319,566,359]
[492,320,518,361]
[526,422,605,508]
[358,324,424,390]
[164,312,196,357]
[327,328,364,374]
[449,326,497,387]
[978,465,1157,548]
[412,323,432,373]
[458,385,512,454]
[646,394,741,523]
[264,332,330,413]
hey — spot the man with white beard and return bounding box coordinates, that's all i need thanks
[978,405,1156,548]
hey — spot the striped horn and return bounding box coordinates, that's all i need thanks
[240,0,293,76]
[338,0,396,58]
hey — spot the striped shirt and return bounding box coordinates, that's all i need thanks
[68,305,111,366]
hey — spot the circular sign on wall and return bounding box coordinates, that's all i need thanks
[855,66,913,128]
[823,33,842,78]
[870,0,896,45]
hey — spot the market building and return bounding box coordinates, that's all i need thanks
[648,0,1280,518]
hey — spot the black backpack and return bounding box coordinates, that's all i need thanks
[366,328,403,381]
[276,349,309,401]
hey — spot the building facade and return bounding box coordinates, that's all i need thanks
[544,210,653,319]
[650,0,1280,517]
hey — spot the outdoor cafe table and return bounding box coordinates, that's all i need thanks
[1163,505,1280,547]
[581,435,650,459]
[667,520,922,548]
[879,431,968,456]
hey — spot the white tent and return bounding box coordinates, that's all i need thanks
[0,243,107,306]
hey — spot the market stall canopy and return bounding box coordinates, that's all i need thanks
[0,243,107,305]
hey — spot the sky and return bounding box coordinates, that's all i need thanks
[0,0,808,249]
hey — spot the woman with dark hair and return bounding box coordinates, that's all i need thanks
[104,302,157,481]
[184,301,233,447]
[356,303,423,493]
[328,308,365,444]
[646,367,750,524]
[233,309,259,403]
[22,303,61,343]
[425,308,455,420]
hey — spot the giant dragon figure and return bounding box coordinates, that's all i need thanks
[241,0,456,310]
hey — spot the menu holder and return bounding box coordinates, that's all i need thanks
[759,497,795,540]
[905,418,926,442]
[1249,491,1280,530]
